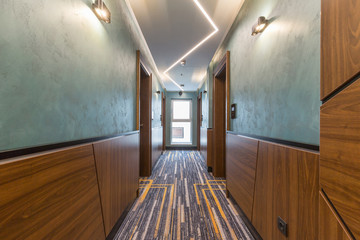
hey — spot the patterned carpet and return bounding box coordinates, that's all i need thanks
[114,151,254,240]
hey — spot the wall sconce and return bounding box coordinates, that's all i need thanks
[251,16,268,36]
[203,90,207,94]
[92,0,111,23]
[156,91,161,94]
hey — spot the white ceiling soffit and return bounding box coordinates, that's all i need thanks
[129,0,245,91]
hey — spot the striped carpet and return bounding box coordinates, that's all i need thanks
[114,151,254,240]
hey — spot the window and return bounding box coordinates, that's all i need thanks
[171,99,192,144]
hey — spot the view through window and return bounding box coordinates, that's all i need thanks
[171,99,192,144]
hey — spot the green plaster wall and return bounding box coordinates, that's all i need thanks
[0,0,163,151]
[165,92,197,147]
[201,0,321,145]
[198,64,212,129]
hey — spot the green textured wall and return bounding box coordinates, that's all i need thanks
[198,64,212,129]
[201,0,321,145]
[0,0,163,151]
[165,92,197,147]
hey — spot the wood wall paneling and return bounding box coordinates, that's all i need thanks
[93,133,140,236]
[320,78,360,239]
[226,133,258,221]
[152,127,163,168]
[319,192,352,240]
[207,128,213,169]
[0,145,105,240]
[200,127,207,162]
[321,0,360,99]
[252,142,319,239]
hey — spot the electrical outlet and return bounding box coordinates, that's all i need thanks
[277,216,287,237]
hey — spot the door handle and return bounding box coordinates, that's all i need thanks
[140,124,144,128]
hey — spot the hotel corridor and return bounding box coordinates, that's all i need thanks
[115,151,255,240]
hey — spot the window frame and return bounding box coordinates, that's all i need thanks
[170,99,192,145]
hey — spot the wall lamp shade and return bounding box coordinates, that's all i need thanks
[156,91,161,94]
[92,0,111,23]
[252,16,268,35]
[203,90,207,94]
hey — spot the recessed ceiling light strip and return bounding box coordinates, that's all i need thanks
[164,0,218,90]
[164,73,184,91]
[164,30,218,74]
[193,0,219,31]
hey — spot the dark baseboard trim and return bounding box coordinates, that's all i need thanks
[227,192,263,240]
[166,146,198,151]
[227,131,319,152]
[106,197,137,240]
[0,131,140,161]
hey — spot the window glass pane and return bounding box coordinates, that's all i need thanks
[171,122,191,144]
[173,100,190,120]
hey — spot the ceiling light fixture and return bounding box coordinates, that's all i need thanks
[92,0,111,23]
[180,59,186,66]
[163,0,218,90]
[251,16,268,36]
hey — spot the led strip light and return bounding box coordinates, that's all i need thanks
[164,0,219,91]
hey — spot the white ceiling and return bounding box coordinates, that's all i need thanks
[128,0,244,91]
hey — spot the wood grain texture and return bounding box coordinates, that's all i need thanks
[152,127,163,168]
[252,142,319,240]
[320,78,360,239]
[200,127,207,163]
[321,0,360,99]
[207,128,213,169]
[93,133,140,236]
[226,133,258,221]
[140,65,152,177]
[319,192,352,240]
[0,145,105,240]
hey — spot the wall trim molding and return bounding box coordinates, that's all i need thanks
[227,131,319,152]
[0,131,140,161]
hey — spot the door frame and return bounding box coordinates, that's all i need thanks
[162,92,166,151]
[137,50,152,177]
[197,92,202,150]
[212,51,230,177]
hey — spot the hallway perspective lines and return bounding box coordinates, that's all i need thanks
[114,151,254,240]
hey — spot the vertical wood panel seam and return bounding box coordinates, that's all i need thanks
[251,141,260,222]
[91,144,107,238]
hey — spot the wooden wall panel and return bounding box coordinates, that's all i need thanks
[226,133,258,220]
[0,145,105,240]
[319,192,352,240]
[200,127,207,162]
[252,142,319,240]
[207,129,213,169]
[152,127,163,168]
[93,133,139,235]
[320,78,360,239]
[321,0,360,99]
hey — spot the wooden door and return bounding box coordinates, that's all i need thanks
[197,92,202,150]
[212,51,230,177]
[162,92,166,151]
[138,55,152,177]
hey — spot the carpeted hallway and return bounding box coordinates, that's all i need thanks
[114,151,255,240]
